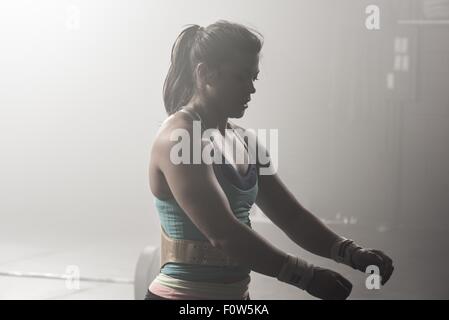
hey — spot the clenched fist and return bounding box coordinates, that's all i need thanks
[306,266,353,300]
[351,248,394,285]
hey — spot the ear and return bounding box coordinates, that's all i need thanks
[196,62,219,88]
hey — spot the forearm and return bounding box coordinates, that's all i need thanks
[256,174,341,259]
[281,207,341,259]
[215,221,288,278]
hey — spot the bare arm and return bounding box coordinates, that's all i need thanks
[256,172,340,259]
[250,126,394,286]
[155,121,288,278]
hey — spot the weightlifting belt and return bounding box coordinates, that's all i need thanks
[160,227,241,268]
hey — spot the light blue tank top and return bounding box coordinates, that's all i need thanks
[155,108,259,282]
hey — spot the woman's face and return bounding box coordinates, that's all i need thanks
[210,52,259,119]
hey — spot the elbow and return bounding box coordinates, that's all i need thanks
[209,222,242,251]
[210,238,224,249]
[210,236,233,250]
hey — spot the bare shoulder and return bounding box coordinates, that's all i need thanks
[152,112,194,157]
[151,111,213,168]
[155,112,192,144]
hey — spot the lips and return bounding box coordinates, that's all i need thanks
[242,97,251,108]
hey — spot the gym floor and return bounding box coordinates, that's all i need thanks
[0,234,139,299]
[1,220,448,300]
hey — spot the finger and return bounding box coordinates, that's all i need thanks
[332,273,352,296]
[381,265,394,285]
[369,251,388,270]
[383,259,394,275]
[336,274,353,292]
[361,254,382,275]
[372,249,393,265]
[334,278,351,299]
[370,251,393,282]
[373,251,393,276]
[381,264,394,285]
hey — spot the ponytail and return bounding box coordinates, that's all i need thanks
[163,24,202,115]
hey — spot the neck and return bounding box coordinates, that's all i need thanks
[185,96,228,135]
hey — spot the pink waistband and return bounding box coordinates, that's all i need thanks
[148,274,250,300]
[149,281,208,300]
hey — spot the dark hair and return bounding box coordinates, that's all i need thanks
[163,20,263,115]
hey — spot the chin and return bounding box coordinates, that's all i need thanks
[237,110,247,118]
[228,106,247,119]
[228,110,245,119]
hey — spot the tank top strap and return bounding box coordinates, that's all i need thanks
[179,107,250,151]
[179,108,203,128]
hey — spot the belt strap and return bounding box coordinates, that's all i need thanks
[160,227,241,268]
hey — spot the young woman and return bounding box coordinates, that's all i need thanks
[146,20,394,300]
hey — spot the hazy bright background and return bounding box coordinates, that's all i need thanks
[1,0,448,299]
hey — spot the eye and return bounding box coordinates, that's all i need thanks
[235,72,259,82]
